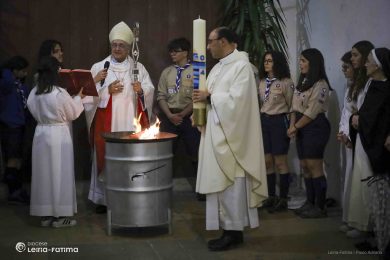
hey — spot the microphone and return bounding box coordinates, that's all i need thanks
[101,61,110,85]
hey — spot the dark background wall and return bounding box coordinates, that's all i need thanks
[0,0,222,84]
[0,0,222,179]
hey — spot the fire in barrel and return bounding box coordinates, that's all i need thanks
[102,119,177,235]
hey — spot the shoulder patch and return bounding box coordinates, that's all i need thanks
[319,88,327,100]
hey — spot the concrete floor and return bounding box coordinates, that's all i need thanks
[0,178,379,260]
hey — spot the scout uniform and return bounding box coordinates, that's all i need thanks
[157,64,200,158]
[258,77,294,212]
[258,78,294,155]
[291,79,330,159]
[157,65,194,112]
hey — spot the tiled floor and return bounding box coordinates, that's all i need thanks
[0,178,380,260]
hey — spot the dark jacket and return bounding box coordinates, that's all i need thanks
[358,79,390,174]
[0,69,30,128]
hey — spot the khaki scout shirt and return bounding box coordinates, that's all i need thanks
[157,65,193,111]
[258,78,294,114]
[291,80,330,119]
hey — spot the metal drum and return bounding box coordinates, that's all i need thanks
[102,131,177,235]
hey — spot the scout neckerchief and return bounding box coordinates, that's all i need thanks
[264,77,276,101]
[174,63,191,93]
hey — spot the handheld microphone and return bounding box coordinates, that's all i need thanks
[101,61,110,85]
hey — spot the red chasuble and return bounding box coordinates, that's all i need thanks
[92,94,149,175]
[91,96,113,175]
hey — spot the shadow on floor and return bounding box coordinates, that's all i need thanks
[0,178,380,260]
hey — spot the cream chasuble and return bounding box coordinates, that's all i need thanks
[196,50,267,208]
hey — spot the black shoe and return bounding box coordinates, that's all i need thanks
[293,200,314,215]
[95,205,107,214]
[261,196,278,209]
[8,189,30,205]
[299,206,327,218]
[268,198,288,213]
[325,198,337,208]
[208,230,243,251]
[196,193,206,201]
[207,230,234,247]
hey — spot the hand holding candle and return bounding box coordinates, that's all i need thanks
[192,89,209,103]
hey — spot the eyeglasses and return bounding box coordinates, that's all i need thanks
[207,38,221,44]
[111,43,127,50]
[264,59,273,64]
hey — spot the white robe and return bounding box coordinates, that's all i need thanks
[27,87,84,217]
[84,56,154,205]
[346,79,373,231]
[196,50,267,230]
[338,84,357,223]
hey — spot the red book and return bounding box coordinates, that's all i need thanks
[58,69,98,96]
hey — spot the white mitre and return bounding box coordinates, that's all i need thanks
[109,21,134,45]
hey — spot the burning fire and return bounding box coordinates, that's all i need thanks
[133,115,161,139]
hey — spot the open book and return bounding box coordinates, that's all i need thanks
[58,69,98,96]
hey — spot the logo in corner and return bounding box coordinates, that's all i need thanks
[15,242,26,252]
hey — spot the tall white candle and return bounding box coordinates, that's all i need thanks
[193,17,207,126]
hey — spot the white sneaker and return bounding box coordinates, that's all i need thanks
[52,218,77,228]
[339,224,352,233]
[346,229,366,239]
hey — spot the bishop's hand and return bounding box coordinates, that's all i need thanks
[94,69,108,84]
[108,80,123,94]
[132,81,143,95]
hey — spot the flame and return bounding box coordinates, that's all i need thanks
[134,116,160,139]
[133,114,142,133]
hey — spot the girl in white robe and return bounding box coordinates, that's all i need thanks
[27,56,84,227]
[337,52,356,231]
[345,41,374,238]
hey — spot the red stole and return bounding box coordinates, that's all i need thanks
[91,94,149,175]
[137,95,150,130]
[91,96,113,175]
